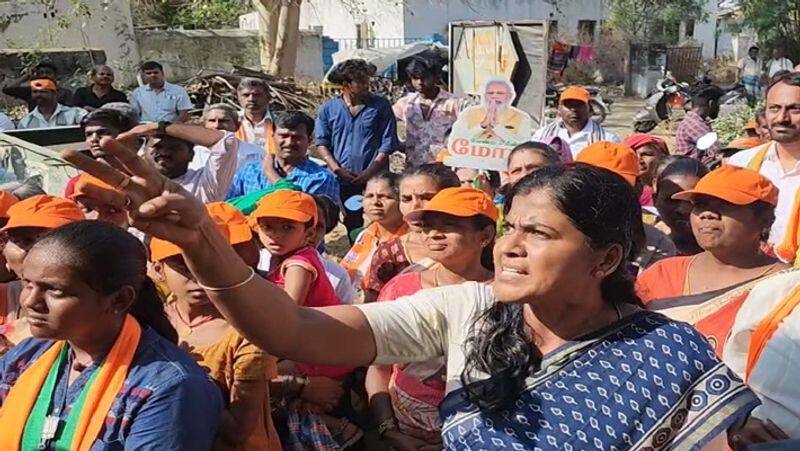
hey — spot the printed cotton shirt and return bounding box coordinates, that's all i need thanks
[356,282,758,450]
[675,111,719,159]
[393,90,464,166]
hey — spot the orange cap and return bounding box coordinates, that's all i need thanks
[70,173,120,200]
[559,86,591,104]
[30,79,57,92]
[249,190,317,226]
[575,141,639,186]
[672,164,778,206]
[1,195,83,231]
[436,150,450,163]
[150,202,254,262]
[405,187,498,222]
[744,118,758,131]
[0,191,19,218]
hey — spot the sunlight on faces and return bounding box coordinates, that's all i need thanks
[399,175,440,217]
[238,86,269,114]
[635,144,665,178]
[493,190,618,304]
[655,174,701,240]
[558,99,589,129]
[363,178,402,225]
[275,126,310,160]
[766,82,800,143]
[93,66,114,86]
[418,212,492,267]
[143,68,163,86]
[3,227,48,277]
[20,244,133,339]
[156,256,210,306]
[76,196,128,228]
[507,151,551,185]
[411,74,437,94]
[84,124,120,159]
[343,74,370,97]
[255,217,314,257]
[147,136,193,179]
[203,109,238,132]
[689,196,765,252]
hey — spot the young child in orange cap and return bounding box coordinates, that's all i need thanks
[151,202,280,450]
[250,190,362,448]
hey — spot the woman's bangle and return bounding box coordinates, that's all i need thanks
[197,267,255,292]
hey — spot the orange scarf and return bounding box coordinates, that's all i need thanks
[342,222,409,289]
[747,142,800,263]
[0,315,142,451]
[746,283,800,381]
[235,117,277,155]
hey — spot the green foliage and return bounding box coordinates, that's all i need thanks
[131,0,253,29]
[606,0,708,43]
[714,101,763,145]
[739,0,800,59]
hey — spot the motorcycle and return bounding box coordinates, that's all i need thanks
[544,83,613,125]
[632,76,690,133]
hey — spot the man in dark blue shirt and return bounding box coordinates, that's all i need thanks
[315,59,399,237]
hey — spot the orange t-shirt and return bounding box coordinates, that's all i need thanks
[636,256,692,303]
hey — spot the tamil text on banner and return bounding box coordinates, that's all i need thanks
[445,77,533,171]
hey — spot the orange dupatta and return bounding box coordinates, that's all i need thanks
[0,314,142,451]
[341,222,409,289]
[747,143,800,263]
[236,118,278,155]
[746,283,800,381]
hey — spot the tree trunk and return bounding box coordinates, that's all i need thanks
[253,0,302,77]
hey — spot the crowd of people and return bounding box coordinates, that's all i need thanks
[0,53,799,451]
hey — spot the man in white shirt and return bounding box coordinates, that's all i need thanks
[532,86,619,158]
[129,121,239,202]
[766,48,795,79]
[738,45,763,99]
[729,72,800,256]
[130,61,193,123]
[190,103,264,172]
[18,79,86,129]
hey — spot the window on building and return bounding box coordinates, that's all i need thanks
[577,20,596,43]
[685,19,695,38]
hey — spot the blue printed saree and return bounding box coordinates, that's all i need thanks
[440,311,758,450]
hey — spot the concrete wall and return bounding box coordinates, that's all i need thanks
[135,28,324,82]
[300,0,405,40]
[693,0,719,59]
[402,0,606,40]
[136,29,260,82]
[0,0,140,85]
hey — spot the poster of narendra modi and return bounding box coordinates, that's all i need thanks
[444,77,533,171]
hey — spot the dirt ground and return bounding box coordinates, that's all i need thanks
[323,95,679,258]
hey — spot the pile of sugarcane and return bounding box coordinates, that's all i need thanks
[183,66,325,114]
